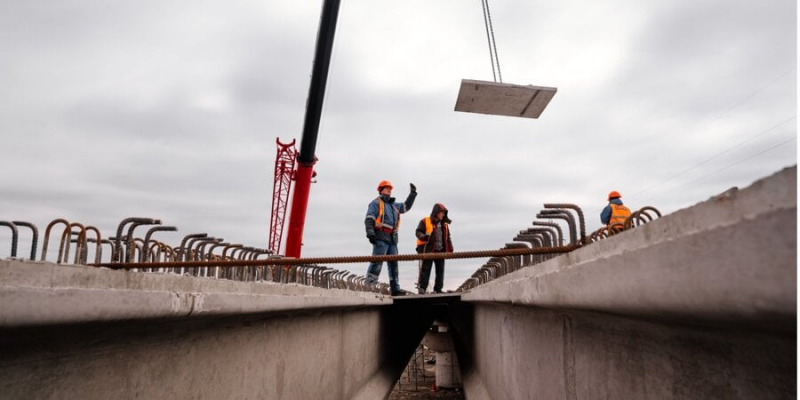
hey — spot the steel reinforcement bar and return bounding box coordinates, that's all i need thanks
[91,245,580,270]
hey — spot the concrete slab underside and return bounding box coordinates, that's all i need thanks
[454,79,557,119]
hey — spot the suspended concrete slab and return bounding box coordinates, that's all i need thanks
[454,79,557,119]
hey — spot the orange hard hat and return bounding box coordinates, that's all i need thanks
[377,180,393,191]
[608,191,622,201]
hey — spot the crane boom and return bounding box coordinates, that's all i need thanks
[284,0,342,258]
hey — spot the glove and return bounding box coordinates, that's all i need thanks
[422,234,430,241]
[410,183,417,193]
[368,234,376,244]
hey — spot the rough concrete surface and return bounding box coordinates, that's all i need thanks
[0,166,794,399]
[0,259,444,399]
[462,166,796,328]
[454,166,796,399]
[0,259,388,327]
[459,304,795,399]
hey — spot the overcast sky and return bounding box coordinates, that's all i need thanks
[0,0,796,291]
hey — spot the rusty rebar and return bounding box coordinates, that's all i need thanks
[125,219,160,263]
[177,233,207,261]
[91,245,578,270]
[141,226,177,263]
[58,223,86,264]
[114,218,157,263]
[41,218,69,262]
[639,206,662,219]
[184,236,213,262]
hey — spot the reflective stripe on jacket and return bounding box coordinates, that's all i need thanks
[375,198,400,232]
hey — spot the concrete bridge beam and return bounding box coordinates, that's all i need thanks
[453,166,796,399]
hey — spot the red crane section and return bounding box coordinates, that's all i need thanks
[269,138,298,254]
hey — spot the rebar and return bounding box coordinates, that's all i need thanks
[532,221,562,245]
[125,219,161,263]
[0,221,19,258]
[58,223,86,264]
[82,226,102,264]
[91,244,578,270]
[537,209,578,246]
[544,204,587,244]
[11,221,37,260]
[114,218,158,263]
[141,226,177,263]
[41,218,69,262]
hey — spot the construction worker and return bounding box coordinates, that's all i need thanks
[365,180,417,296]
[415,203,453,294]
[601,191,631,226]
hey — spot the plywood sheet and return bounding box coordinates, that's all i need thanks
[454,79,557,119]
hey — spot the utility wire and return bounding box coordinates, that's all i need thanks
[629,115,797,198]
[641,135,797,201]
[704,67,796,127]
[607,66,796,191]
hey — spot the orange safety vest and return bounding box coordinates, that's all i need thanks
[416,216,450,248]
[375,198,400,233]
[608,203,631,226]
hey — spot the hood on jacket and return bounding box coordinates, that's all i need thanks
[430,203,452,224]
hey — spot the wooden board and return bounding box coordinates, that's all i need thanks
[454,79,557,119]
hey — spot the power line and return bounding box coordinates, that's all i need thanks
[704,67,796,126]
[641,135,797,201]
[629,114,797,199]
[607,66,796,190]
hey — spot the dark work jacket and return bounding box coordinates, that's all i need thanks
[364,191,417,244]
[415,204,453,253]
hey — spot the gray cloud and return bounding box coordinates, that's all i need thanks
[0,0,795,291]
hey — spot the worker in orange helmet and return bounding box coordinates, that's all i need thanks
[365,180,417,296]
[415,203,453,294]
[601,191,631,226]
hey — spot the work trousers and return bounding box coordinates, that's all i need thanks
[365,240,400,294]
[418,258,444,293]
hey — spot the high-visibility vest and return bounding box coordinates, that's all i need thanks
[416,217,450,248]
[416,217,434,246]
[375,198,400,233]
[608,203,631,226]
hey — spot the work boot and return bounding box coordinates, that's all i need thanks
[418,288,426,295]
